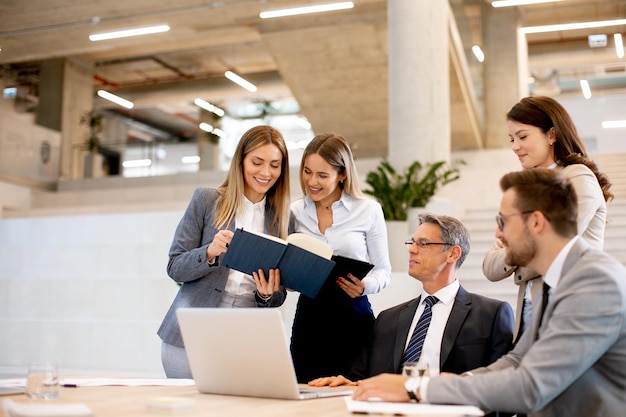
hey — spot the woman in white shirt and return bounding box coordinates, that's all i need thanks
[289,133,392,382]
[483,96,613,341]
[158,125,292,378]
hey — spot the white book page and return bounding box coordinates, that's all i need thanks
[286,233,333,259]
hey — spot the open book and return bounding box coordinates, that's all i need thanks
[221,228,374,299]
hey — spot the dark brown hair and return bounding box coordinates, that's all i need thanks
[507,96,613,202]
[500,168,578,238]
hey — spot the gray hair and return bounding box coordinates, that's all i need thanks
[418,213,471,268]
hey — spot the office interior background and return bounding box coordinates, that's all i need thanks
[1,0,625,377]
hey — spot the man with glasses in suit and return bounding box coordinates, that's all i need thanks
[309,213,514,393]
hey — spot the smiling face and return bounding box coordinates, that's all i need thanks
[242,143,283,203]
[497,188,537,268]
[508,120,556,169]
[302,153,345,207]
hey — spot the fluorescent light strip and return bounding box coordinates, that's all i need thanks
[260,1,354,19]
[181,156,201,164]
[123,159,152,168]
[579,79,592,99]
[522,19,626,34]
[492,0,562,8]
[199,122,214,133]
[97,90,134,109]
[471,45,485,63]
[602,120,626,129]
[615,33,624,59]
[212,128,226,138]
[89,24,170,41]
[193,98,225,117]
[224,71,257,93]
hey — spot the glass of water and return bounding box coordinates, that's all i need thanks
[26,361,60,399]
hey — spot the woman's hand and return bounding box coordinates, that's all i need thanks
[337,273,365,298]
[206,230,234,262]
[253,268,280,297]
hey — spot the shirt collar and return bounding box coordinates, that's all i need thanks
[543,236,579,290]
[422,279,459,306]
[303,191,352,212]
[243,196,266,213]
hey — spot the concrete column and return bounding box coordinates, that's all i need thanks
[36,58,94,179]
[482,4,528,149]
[388,0,450,169]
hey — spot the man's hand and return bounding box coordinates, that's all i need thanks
[352,374,411,402]
[308,375,355,387]
[253,268,280,297]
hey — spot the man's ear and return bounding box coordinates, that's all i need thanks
[528,210,548,235]
[448,245,462,265]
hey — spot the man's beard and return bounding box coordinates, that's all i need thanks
[504,234,536,268]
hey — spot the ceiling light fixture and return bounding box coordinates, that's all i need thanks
[521,19,626,34]
[193,98,225,117]
[471,45,485,63]
[602,120,626,129]
[199,122,214,133]
[181,156,201,164]
[579,79,592,99]
[260,1,354,19]
[615,33,624,59]
[491,0,563,7]
[122,159,152,168]
[224,71,257,93]
[97,90,134,109]
[89,24,170,41]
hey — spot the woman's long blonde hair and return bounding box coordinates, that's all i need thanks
[214,125,290,238]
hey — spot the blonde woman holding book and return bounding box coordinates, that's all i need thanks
[158,125,292,378]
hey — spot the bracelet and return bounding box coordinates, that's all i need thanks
[257,292,272,301]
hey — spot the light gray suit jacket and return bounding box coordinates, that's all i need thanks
[158,187,287,347]
[427,238,626,417]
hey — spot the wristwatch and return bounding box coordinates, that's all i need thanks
[404,376,422,401]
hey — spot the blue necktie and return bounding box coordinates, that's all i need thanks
[403,295,439,366]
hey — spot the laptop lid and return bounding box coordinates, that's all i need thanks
[177,308,351,400]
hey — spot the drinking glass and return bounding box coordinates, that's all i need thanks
[25,361,60,399]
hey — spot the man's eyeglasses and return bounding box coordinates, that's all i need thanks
[404,238,453,249]
[495,210,535,230]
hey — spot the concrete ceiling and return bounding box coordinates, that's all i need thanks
[1,0,625,158]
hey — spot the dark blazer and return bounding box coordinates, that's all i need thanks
[349,285,514,379]
[158,187,287,348]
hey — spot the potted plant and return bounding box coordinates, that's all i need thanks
[364,159,464,221]
[80,110,103,153]
[80,110,105,177]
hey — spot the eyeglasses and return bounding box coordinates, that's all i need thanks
[404,238,453,249]
[495,210,535,230]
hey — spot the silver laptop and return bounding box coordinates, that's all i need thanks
[176,308,354,400]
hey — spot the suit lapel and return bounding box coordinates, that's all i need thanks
[531,238,590,341]
[440,286,471,366]
[394,297,422,372]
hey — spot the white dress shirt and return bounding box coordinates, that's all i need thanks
[290,192,392,295]
[224,196,266,295]
[405,280,459,376]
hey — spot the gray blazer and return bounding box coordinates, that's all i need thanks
[158,187,287,347]
[427,238,626,416]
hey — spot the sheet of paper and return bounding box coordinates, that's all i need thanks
[344,397,484,416]
[59,378,195,387]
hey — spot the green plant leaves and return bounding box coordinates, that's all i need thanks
[364,159,464,221]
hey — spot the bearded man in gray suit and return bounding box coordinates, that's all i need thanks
[353,168,626,417]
